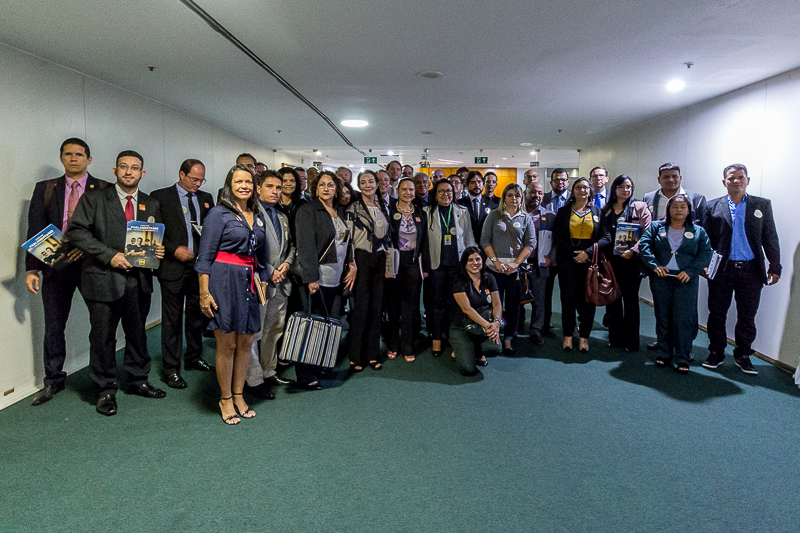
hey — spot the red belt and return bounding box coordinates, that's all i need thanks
[214,251,256,293]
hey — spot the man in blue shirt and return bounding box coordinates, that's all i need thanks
[701,164,781,375]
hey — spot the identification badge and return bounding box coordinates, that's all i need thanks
[138,204,146,211]
[593,215,600,223]
[449,227,457,235]
[486,294,492,303]
[393,213,402,221]
[754,209,763,219]
[257,218,264,227]
[444,234,452,246]
[415,217,421,222]
[182,206,188,214]
[376,220,384,228]
[513,222,521,228]
[204,202,210,208]
[147,216,155,223]
[684,231,693,239]
[485,207,491,214]
[660,232,666,237]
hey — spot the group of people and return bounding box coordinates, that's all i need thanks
[25,138,783,422]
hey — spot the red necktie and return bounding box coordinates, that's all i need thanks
[65,180,80,232]
[125,195,134,222]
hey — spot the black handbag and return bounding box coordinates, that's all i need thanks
[504,220,536,305]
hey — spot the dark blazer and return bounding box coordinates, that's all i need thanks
[702,195,781,284]
[295,199,352,284]
[639,221,713,278]
[541,190,571,215]
[66,186,162,302]
[26,173,109,272]
[150,185,214,281]
[458,194,498,243]
[388,203,431,272]
[642,189,706,226]
[552,204,612,265]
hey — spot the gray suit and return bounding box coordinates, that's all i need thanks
[247,201,296,386]
[642,188,706,227]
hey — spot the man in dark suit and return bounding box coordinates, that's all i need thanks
[642,162,706,226]
[701,164,781,375]
[541,168,571,332]
[413,172,431,208]
[151,159,215,389]
[26,138,110,405]
[589,166,610,208]
[458,170,497,240]
[482,171,502,205]
[66,150,166,416]
[376,169,397,208]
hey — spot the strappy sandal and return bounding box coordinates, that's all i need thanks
[655,356,672,368]
[219,396,240,426]
[350,362,364,372]
[386,351,398,360]
[369,360,382,370]
[674,362,690,374]
[232,392,256,419]
[404,355,416,363]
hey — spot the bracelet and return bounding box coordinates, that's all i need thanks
[200,293,211,300]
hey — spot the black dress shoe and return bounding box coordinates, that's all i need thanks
[185,359,215,372]
[264,374,294,386]
[31,382,65,406]
[244,383,276,399]
[165,373,188,389]
[126,382,167,399]
[529,333,545,346]
[646,341,659,351]
[96,393,118,416]
[298,381,323,391]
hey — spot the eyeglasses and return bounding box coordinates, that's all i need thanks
[552,178,569,182]
[318,183,337,189]
[117,164,142,172]
[187,177,207,185]
[436,190,453,195]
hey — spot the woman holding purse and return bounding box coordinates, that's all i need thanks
[480,183,536,355]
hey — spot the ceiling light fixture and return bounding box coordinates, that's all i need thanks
[666,79,685,92]
[520,143,532,147]
[494,165,500,168]
[437,159,464,164]
[387,151,395,156]
[417,71,443,80]
[341,119,368,128]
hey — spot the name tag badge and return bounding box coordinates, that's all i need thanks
[486,294,492,303]
[393,212,402,221]
[376,220,384,228]
[485,207,491,214]
[147,216,155,223]
[684,231,694,239]
[754,209,763,218]
[182,206,188,214]
[513,222,521,228]
[138,204,146,211]
[444,234,452,246]
[257,218,264,227]
[593,215,600,223]
[449,227,457,235]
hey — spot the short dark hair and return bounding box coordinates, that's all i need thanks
[456,166,470,175]
[567,178,592,207]
[277,167,302,203]
[219,164,257,212]
[723,163,748,178]
[60,138,91,158]
[664,194,693,228]
[483,172,497,180]
[387,160,402,170]
[658,162,681,176]
[116,150,144,168]
[551,168,568,179]
[236,153,256,165]
[589,166,608,177]
[179,158,205,175]
[257,169,281,187]
[466,170,483,186]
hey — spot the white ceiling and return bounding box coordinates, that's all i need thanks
[3,0,800,169]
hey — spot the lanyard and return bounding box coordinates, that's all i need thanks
[439,204,453,229]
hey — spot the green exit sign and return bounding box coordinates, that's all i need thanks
[364,157,378,164]
[474,157,488,164]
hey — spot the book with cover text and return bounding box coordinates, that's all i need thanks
[124,221,165,269]
[22,224,72,271]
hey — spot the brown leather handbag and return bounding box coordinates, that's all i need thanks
[585,243,621,306]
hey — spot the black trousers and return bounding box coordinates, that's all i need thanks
[85,274,152,394]
[606,255,642,350]
[159,267,205,374]
[707,261,763,357]
[40,262,83,387]
[296,284,341,385]
[559,261,596,338]
[349,250,386,366]
[428,264,460,341]
[544,265,560,329]
[491,270,522,340]
[386,250,423,355]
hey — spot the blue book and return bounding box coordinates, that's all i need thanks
[22,224,72,271]
[124,221,165,269]
[613,222,641,255]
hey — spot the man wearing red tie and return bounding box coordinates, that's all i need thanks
[67,150,166,416]
[26,138,110,405]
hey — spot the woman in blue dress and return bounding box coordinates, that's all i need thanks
[197,165,269,424]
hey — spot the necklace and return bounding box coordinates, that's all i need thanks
[397,202,414,214]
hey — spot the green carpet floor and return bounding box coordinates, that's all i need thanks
[2,301,799,533]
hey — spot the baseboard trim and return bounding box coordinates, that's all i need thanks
[638,296,796,374]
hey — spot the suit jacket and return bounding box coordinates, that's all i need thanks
[642,189,706,226]
[295,199,352,284]
[541,190,571,215]
[702,195,781,284]
[639,221,713,278]
[150,185,214,281]
[458,194,498,243]
[257,201,296,297]
[601,199,652,254]
[424,203,475,270]
[26,173,109,273]
[552,204,612,265]
[66,186,162,302]
[388,203,431,272]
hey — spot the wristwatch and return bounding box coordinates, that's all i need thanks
[490,256,498,262]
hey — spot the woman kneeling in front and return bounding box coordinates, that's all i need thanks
[449,246,503,376]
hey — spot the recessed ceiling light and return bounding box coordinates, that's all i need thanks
[341,119,368,127]
[502,157,507,160]
[438,159,463,164]
[387,151,394,156]
[422,131,433,135]
[348,164,353,168]
[314,150,322,155]
[417,71,443,79]
[494,164,500,168]
[520,143,532,147]
[666,79,685,92]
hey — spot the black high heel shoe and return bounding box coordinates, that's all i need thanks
[232,392,255,419]
[219,396,240,426]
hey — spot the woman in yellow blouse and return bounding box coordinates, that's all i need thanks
[552,178,612,352]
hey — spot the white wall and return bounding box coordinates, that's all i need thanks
[579,66,800,368]
[0,43,302,409]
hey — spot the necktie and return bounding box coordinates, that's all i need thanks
[124,195,134,222]
[556,195,563,211]
[268,207,282,247]
[473,197,480,221]
[187,192,199,252]
[65,180,80,231]
[595,193,602,208]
